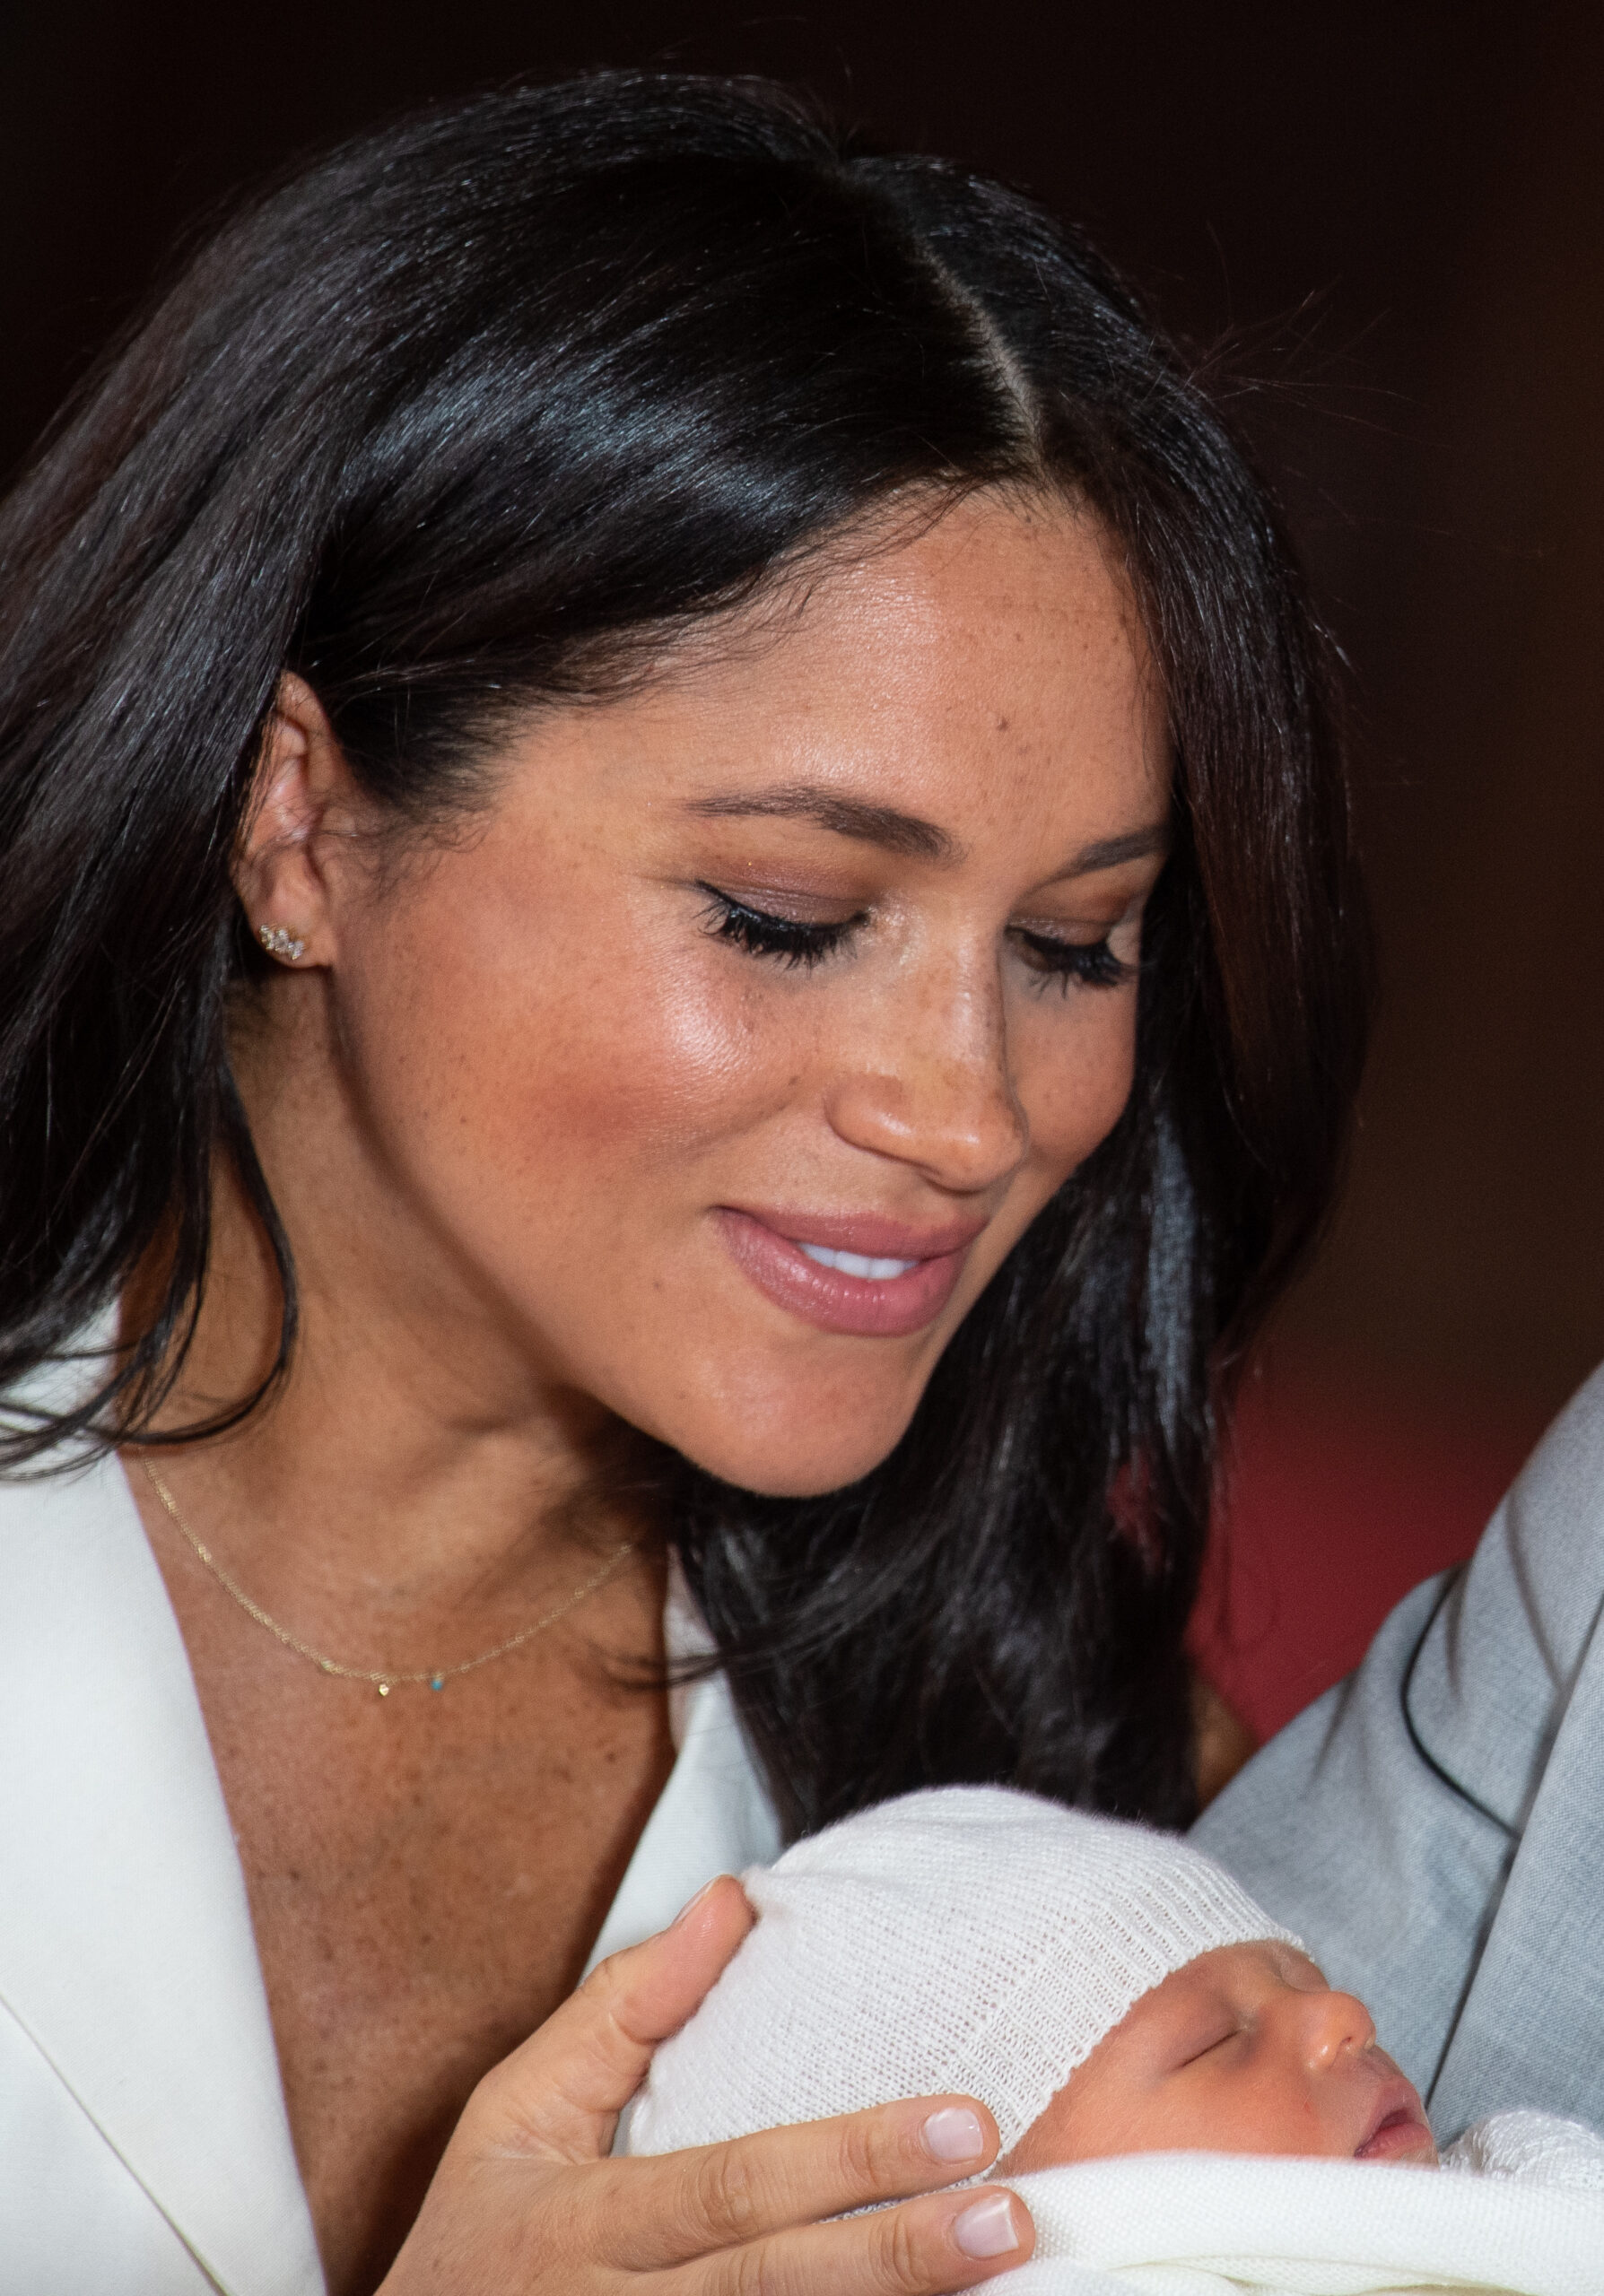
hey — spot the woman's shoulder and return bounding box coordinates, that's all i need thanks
[0,1423,164,1689]
[0,1363,320,2296]
[0,1432,135,1546]
[0,1305,123,1467]
[0,1312,163,1646]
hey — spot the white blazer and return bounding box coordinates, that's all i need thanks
[0,1432,780,2294]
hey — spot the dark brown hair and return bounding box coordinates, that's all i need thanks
[0,73,1371,1833]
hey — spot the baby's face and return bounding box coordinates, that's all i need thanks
[1002,1943,1438,2173]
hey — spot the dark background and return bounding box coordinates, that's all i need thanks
[4,1,1601,1730]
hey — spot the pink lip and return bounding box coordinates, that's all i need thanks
[1355,2080,1435,2163]
[715,1205,986,1338]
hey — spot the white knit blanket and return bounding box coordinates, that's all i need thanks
[993,2119,1604,2296]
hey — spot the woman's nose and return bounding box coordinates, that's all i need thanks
[824,961,1030,1193]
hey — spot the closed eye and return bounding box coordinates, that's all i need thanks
[1010,926,1133,992]
[1177,2023,1243,2068]
[697,885,866,970]
[698,888,1138,986]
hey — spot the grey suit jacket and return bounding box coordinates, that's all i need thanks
[1194,1361,1604,2143]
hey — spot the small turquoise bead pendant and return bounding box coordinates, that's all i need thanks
[430,1674,446,1692]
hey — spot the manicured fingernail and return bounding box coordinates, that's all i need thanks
[954,2194,1020,2259]
[670,1876,728,1926]
[923,2105,987,2162]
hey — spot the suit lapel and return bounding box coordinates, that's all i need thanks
[582,1561,781,1973]
[1429,1578,1604,2138]
[0,1445,324,2295]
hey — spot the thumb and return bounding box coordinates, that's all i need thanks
[472,1874,754,2163]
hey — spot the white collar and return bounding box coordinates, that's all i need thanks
[0,1362,778,2294]
[0,1439,325,2294]
[587,1558,781,1972]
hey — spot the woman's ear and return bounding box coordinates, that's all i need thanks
[232,673,356,969]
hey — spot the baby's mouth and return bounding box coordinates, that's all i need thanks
[1355,2089,1437,2166]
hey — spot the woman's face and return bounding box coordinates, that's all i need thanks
[297,494,1170,1494]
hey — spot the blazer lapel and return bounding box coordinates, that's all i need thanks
[1429,1578,1604,2138]
[583,1561,781,1973]
[0,1445,324,2296]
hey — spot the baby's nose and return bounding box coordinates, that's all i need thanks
[1301,1987,1377,2068]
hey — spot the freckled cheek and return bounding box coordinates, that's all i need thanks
[362,900,807,1199]
[536,979,775,1172]
[1015,994,1141,1181]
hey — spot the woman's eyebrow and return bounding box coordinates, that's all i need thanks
[684,787,1171,880]
[684,783,957,861]
[1045,824,1172,880]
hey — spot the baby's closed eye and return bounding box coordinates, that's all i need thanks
[1174,2020,1242,2069]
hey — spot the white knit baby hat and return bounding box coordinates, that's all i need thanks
[627,1784,1302,2159]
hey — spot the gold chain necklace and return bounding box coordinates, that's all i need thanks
[138,1460,637,1699]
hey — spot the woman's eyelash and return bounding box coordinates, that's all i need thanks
[698,886,865,969]
[1013,927,1133,992]
[697,891,1134,988]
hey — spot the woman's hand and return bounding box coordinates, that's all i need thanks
[379,1876,1033,2292]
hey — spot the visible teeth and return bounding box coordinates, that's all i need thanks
[798,1244,919,1281]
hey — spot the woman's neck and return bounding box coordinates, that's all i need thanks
[124,999,636,1635]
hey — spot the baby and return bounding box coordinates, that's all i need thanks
[628,1785,1438,2170]
[628,1787,1604,2295]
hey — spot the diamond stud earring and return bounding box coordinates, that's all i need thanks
[257,924,308,962]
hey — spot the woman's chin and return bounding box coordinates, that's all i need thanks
[686,1437,906,1500]
[657,1392,920,1500]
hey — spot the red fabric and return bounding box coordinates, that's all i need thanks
[1189,1371,1546,1744]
